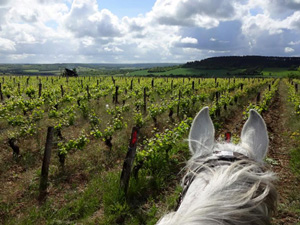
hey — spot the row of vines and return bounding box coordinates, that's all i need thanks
[0,76,280,224]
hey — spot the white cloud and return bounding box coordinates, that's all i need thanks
[208,50,231,54]
[81,37,94,47]
[285,47,295,53]
[247,0,300,18]
[285,11,300,30]
[181,37,198,44]
[0,37,16,51]
[122,16,145,32]
[289,40,300,45]
[104,46,124,53]
[241,14,283,37]
[64,0,123,38]
[150,0,237,28]
[8,53,34,60]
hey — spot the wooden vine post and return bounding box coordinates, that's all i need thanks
[295,83,298,93]
[115,85,119,104]
[39,127,54,201]
[0,83,3,101]
[61,85,64,97]
[38,82,42,98]
[256,92,261,104]
[177,90,181,118]
[143,87,147,113]
[18,83,20,95]
[8,138,20,158]
[215,91,221,117]
[130,79,133,90]
[120,127,139,195]
[87,85,91,100]
[216,91,220,103]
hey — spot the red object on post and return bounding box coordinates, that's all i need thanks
[130,130,138,147]
[225,132,231,143]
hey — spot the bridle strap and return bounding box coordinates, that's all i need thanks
[175,152,249,211]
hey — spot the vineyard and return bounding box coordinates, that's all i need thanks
[0,76,299,224]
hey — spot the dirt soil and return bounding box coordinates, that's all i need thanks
[264,83,300,225]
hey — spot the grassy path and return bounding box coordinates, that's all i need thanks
[264,81,300,224]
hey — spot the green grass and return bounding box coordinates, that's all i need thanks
[290,148,300,176]
[129,66,300,78]
[23,70,40,73]
[262,68,300,77]
[6,172,116,225]
[128,68,236,77]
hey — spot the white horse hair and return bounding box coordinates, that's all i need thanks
[157,107,277,225]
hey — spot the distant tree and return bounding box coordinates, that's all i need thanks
[63,68,78,77]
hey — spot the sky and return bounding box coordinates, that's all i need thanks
[0,0,300,63]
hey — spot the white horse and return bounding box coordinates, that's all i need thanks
[157,107,277,225]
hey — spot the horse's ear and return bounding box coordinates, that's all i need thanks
[189,107,215,156]
[241,109,269,162]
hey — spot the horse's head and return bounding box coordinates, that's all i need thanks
[157,107,277,225]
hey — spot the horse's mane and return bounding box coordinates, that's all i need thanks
[157,143,277,225]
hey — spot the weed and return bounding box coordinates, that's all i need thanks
[290,148,300,176]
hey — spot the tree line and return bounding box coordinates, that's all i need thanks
[184,56,300,69]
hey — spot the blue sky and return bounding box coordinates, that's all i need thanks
[98,0,156,17]
[0,0,299,63]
